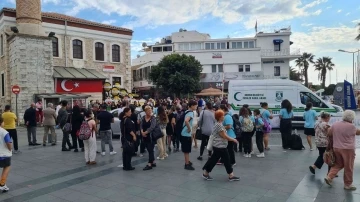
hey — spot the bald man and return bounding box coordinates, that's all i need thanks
[24,103,40,146]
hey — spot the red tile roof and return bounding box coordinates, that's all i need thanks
[0,7,133,33]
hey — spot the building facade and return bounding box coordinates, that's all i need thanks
[132,29,301,96]
[0,3,132,118]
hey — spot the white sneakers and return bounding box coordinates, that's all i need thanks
[243,154,251,158]
[157,157,165,160]
[344,185,357,190]
[0,184,9,192]
[101,151,117,156]
[256,153,265,158]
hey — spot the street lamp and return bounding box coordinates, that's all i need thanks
[338,49,360,86]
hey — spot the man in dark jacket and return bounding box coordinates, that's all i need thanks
[57,100,71,151]
[24,103,40,146]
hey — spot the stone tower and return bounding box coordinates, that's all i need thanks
[9,0,54,121]
[16,0,46,36]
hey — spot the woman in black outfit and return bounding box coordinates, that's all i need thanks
[279,99,294,149]
[140,106,157,171]
[129,105,140,156]
[71,105,84,152]
[120,108,137,171]
[166,106,176,152]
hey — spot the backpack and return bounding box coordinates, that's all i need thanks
[261,111,272,133]
[241,117,254,132]
[289,130,305,150]
[175,111,192,136]
[232,114,242,137]
[77,119,93,140]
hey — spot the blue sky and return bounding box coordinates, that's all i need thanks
[2,0,360,86]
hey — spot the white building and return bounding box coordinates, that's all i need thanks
[132,28,301,96]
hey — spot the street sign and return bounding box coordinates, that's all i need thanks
[12,85,20,94]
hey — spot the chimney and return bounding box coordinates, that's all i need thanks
[15,0,46,36]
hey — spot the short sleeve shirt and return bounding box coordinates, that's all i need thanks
[181,111,194,137]
[223,113,235,138]
[255,117,264,131]
[303,110,317,128]
[2,112,17,130]
[280,109,293,119]
[97,111,114,131]
[332,121,357,149]
[212,123,228,148]
[261,109,271,122]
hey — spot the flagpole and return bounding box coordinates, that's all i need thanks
[221,62,225,99]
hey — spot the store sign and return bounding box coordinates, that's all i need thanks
[103,65,115,72]
[263,60,284,64]
[212,53,222,59]
[200,72,264,82]
[56,79,103,93]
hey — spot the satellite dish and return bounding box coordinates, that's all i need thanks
[142,42,147,47]
[137,55,140,58]
[179,28,183,32]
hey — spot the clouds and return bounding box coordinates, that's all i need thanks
[38,0,328,29]
[101,20,116,25]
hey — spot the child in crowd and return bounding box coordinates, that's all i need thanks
[254,109,265,158]
[0,117,12,192]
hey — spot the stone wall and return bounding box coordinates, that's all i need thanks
[53,34,132,91]
[8,35,53,120]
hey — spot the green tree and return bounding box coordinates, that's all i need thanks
[356,23,360,41]
[149,54,203,97]
[314,57,335,88]
[295,52,315,87]
[289,67,303,82]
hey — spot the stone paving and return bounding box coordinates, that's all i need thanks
[0,127,359,202]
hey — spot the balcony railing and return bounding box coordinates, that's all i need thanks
[261,48,301,57]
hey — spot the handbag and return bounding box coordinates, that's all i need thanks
[207,135,215,151]
[63,114,72,133]
[151,124,164,141]
[195,111,204,140]
[122,118,135,153]
[324,134,335,166]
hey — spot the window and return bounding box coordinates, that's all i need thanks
[218,64,223,72]
[112,77,122,88]
[1,73,4,97]
[245,65,250,72]
[112,44,120,62]
[217,42,226,49]
[205,43,215,50]
[249,41,255,48]
[274,66,280,76]
[190,43,201,50]
[95,42,104,61]
[0,35,3,56]
[152,46,162,52]
[300,92,328,108]
[244,41,249,49]
[72,40,83,59]
[133,70,137,81]
[179,43,190,51]
[163,46,172,52]
[232,42,242,49]
[238,65,244,72]
[139,68,143,80]
[274,43,281,51]
[211,65,217,73]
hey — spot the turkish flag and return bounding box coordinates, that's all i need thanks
[56,79,104,93]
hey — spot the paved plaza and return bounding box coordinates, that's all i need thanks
[0,127,359,202]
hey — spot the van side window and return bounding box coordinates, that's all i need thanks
[300,92,328,108]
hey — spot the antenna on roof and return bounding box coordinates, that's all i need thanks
[142,42,147,47]
[179,28,183,32]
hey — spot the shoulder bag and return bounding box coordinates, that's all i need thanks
[323,134,335,167]
[151,117,164,141]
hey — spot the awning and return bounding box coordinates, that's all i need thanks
[135,86,152,91]
[53,66,107,80]
[35,93,91,99]
[273,39,284,44]
[131,62,152,70]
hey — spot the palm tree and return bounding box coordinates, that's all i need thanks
[295,52,315,87]
[289,67,303,81]
[356,23,360,41]
[314,57,335,88]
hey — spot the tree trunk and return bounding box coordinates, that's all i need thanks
[304,67,309,87]
[322,72,327,89]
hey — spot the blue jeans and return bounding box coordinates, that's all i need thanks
[99,130,114,152]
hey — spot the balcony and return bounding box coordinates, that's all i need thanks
[261,48,301,58]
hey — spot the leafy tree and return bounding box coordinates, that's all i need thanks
[314,57,335,88]
[295,52,315,87]
[356,23,360,41]
[289,67,303,82]
[149,54,203,97]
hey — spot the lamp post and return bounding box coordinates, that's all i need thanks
[338,49,360,86]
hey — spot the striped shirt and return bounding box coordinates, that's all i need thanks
[212,122,228,148]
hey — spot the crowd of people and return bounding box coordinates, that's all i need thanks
[0,96,358,191]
